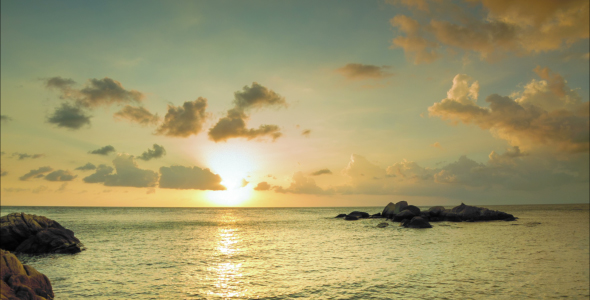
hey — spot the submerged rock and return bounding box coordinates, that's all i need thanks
[0,213,84,254]
[344,215,359,221]
[347,211,370,219]
[402,216,432,228]
[370,213,383,218]
[335,214,347,218]
[1,249,54,300]
[377,222,389,228]
[449,203,515,221]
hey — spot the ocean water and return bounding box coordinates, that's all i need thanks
[1,204,588,299]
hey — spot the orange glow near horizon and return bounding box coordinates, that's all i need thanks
[205,146,256,206]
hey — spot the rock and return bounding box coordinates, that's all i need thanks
[347,211,370,219]
[402,216,432,228]
[1,213,84,254]
[1,249,54,300]
[335,214,347,218]
[449,203,515,222]
[382,201,408,219]
[392,209,416,222]
[404,205,421,216]
[370,213,383,218]
[427,206,446,217]
[377,222,389,228]
[344,215,359,221]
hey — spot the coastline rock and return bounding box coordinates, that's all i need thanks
[347,211,370,219]
[1,249,54,300]
[382,201,408,219]
[402,217,432,228]
[344,215,359,221]
[370,213,383,218]
[1,213,84,254]
[427,206,446,217]
[404,205,421,216]
[335,214,347,218]
[392,209,416,222]
[449,203,515,221]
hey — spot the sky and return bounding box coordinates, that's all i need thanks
[1,0,588,207]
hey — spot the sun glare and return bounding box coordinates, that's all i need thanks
[205,146,256,206]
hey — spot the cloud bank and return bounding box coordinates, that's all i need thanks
[19,167,53,181]
[159,165,225,190]
[83,155,158,187]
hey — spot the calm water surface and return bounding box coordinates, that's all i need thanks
[1,204,589,299]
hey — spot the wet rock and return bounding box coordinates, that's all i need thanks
[427,206,446,217]
[392,209,416,222]
[404,205,421,216]
[450,203,515,222]
[335,214,347,218]
[377,222,389,228]
[382,201,408,219]
[347,211,370,219]
[370,213,383,218]
[1,213,84,254]
[402,216,432,228]
[1,249,54,300]
[344,215,359,221]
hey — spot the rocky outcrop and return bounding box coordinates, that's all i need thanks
[1,213,84,254]
[448,203,515,221]
[401,217,432,228]
[335,214,347,218]
[392,210,416,222]
[344,215,359,221]
[347,211,370,219]
[1,249,54,300]
[382,201,408,218]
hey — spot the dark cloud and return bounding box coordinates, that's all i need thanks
[89,145,116,155]
[156,98,208,137]
[47,103,92,129]
[311,169,332,176]
[429,69,589,153]
[254,181,271,191]
[83,155,158,188]
[46,77,144,108]
[75,163,97,171]
[138,144,166,161]
[12,153,45,160]
[208,83,287,142]
[1,115,12,122]
[19,166,53,181]
[45,76,76,89]
[45,170,77,181]
[335,63,393,80]
[390,0,589,63]
[83,164,114,183]
[114,105,160,126]
[302,129,311,137]
[159,165,225,190]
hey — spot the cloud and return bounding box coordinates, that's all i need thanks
[83,164,115,183]
[254,181,271,191]
[57,183,68,192]
[3,188,31,193]
[89,145,116,155]
[75,163,97,171]
[335,63,393,80]
[208,83,287,142]
[83,155,158,188]
[19,166,53,181]
[12,153,44,160]
[311,169,332,176]
[32,186,50,194]
[46,77,144,108]
[301,129,311,137]
[390,0,590,63]
[45,170,77,181]
[1,168,7,176]
[428,68,589,153]
[114,105,160,126]
[156,98,208,137]
[47,103,92,129]
[274,172,333,194]
[137,144,166,161]
[1,115,12,122]
[430,142,443,149]
[159,165,225,190]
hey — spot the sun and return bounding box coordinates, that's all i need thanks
[205,146,256,206]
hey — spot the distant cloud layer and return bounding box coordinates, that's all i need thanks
[208,83,287,142]
[45,170,77,181]
[311,169,332,176]
[335,63,393,80]
[156,98,208,137]
[47,103,92,129]
[89,145,116,155]
[429,67,589,153]
[114,105,160,126]
[19,166,53,181]
[159,165,225,190]
[83,155,158,188]
[46,77,144,108]
[274,172,332,194]
[390,0,590,63]
[12,153,44,160]
[137,144,166,161]
[1,115,12,122]
[75,163,97,171]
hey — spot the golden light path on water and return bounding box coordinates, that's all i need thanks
[208,211,244,299]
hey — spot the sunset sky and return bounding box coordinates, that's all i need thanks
[1,0,588,207]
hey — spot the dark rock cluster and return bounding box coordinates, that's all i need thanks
[1,249,54,300]
[336,202,516,229]
[1,213,85,254]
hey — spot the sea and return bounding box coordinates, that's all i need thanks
[1,204,589,299]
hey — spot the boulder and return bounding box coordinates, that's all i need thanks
[347,211,370,219]
[404,205,421,216]
[382,201,408,219]
[1,213,84,254]
[1,249,54,300]
[449,203,515,221]
[335,214,347,218]
[402,216,432,228]
[344,215,359,221]
[392,209,416,222]
[427,206,446,217]
[376,222,389,228]
[370,213,383,218]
